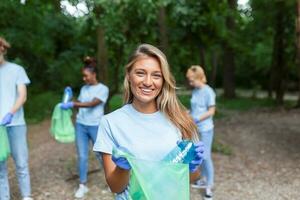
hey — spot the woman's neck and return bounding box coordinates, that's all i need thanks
[0,55,5,65]
[89,80,98,85]
[132,99,158,114]
[196,82,205,89]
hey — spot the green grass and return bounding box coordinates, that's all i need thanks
[212,138,232,155]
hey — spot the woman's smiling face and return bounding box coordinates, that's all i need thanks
[128,56,164,106]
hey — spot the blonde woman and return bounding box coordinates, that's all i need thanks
[186,65,216,200]
[93,44,204,199]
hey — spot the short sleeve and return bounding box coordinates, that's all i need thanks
[93,117,115,154]
[78,87,84,102]
[94,85,109,103]
[207,87,216,107]
[16,67,30,85]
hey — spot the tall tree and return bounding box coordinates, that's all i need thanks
[297,0,300,107]
[158,6,169,54]
[222,0,237,98]
[270,0,288,105]
[94,4,108,84]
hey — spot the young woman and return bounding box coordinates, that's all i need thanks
[60,57,109,198]
[186,65,216,200]
[0,37,33,200]
[93,44,204,199]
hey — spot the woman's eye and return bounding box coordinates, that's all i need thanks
[153,74,162,79]
[136,71,145,77]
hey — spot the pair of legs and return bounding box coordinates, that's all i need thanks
[75,123,102,184]
[0,125,31,200]
[199,129,214,187]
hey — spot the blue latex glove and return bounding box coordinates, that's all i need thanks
[193,117,200,124]
[60,102,74,110]
[1,113,13,126]
[189,141,205,172]
[63,86,73,103]
[112,155,131,170]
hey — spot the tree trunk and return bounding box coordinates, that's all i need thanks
[96,26,108,84]
[210,50,218,89]
[222,0,237,98]
[296,0,300,107]
[158,6,169,55]
[199,45,206,67]
[271,0,286,105]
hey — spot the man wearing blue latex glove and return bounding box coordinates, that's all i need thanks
[189,141,205,172]
[112,155,131,170]
[1,112,13,125]
[0,37,33,200]
[60,102,74,110]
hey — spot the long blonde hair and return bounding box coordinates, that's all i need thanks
[123,44,198,140]
[186,65,207,83]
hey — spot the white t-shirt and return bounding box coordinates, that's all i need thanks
[190,85,216,132]
[76,83,109,126]
[0,62,30,126]
[93,104,182,199]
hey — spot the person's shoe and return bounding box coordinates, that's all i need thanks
[191,178,207,189]
[23,197,33,200]
[204,187,213,200]
[74,184,89,198]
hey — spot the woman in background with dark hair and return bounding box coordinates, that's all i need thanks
[60,56,109,198]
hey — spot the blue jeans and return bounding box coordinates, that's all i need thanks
[75,123,102,184]
[0,125,31,200]
[199,129,214,187]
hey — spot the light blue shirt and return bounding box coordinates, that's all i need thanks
[0,62,30,126]
[93,104,182,199]
[76,83,109,126]
[190,85,216,132]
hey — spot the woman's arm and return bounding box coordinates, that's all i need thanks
[198,106,216,121]
[73,98,102,108]
[102,153,130,193]
[10,84,27,114]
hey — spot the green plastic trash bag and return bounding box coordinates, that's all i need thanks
[113,148,190,200]
[0,125,10,162]
[50,103,75,143]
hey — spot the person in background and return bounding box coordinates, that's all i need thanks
[93,44,205,200]
[0,37,33,200]
[60,56,109,198]
[186,65,216,200]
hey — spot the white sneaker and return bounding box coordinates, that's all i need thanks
[74,184,89,198]
[204,188,213,200]
[23,197,33,200]
[191,179,207,189]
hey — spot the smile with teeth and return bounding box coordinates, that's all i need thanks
[140,88,154,95]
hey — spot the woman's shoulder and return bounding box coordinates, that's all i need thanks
[102,104,130,121]
[96,83,109,91]
[204,84,215,94]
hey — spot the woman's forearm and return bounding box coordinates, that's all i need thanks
[10,84,27,114]
[199,106,216,121]
[73,98,101,108]
[102,154,130,193]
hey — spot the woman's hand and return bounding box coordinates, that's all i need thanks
[189,141,205,172]
[112,155,131,170]
[60,102,74,110]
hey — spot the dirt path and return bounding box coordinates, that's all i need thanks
[7,108,300,200]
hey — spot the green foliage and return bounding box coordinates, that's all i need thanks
[25,90,61,123]
[1,0,299,104]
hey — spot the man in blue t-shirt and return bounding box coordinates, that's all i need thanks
[0,37,33,200]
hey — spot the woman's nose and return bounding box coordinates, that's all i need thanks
[143,75,152,86]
